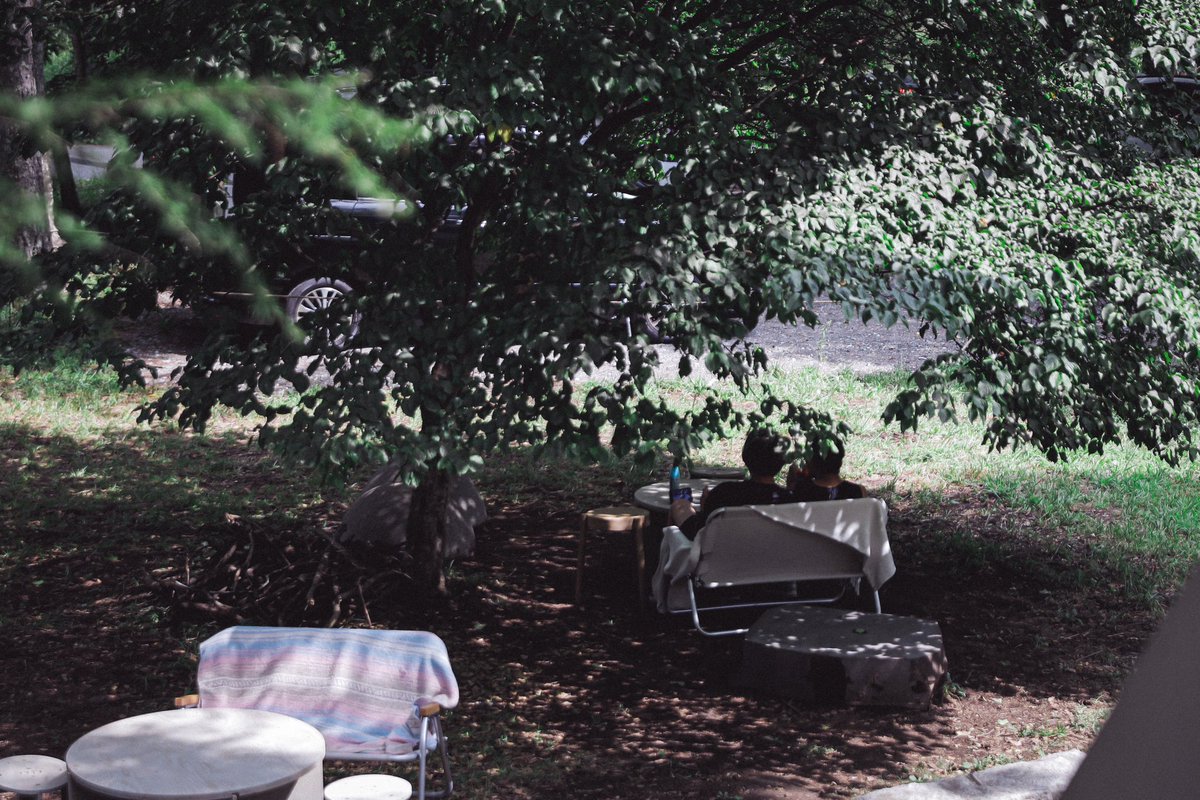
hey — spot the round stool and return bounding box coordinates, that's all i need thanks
[0,755,68,799]
[324,773,413,800]
[574,505,651,607]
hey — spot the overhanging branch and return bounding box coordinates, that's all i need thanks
[588,98,664,148]
[716,0,863,72]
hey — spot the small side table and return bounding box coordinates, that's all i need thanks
[632,479,722,515]
[574,506,650,607]
[0,754,68,799]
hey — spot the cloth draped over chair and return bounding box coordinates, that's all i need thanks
[197,626,459,755]
[653,498,895,613]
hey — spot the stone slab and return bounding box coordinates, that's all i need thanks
[857,749,1086,799]
[737,606,947,709]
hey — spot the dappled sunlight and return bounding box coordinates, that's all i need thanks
[432,473,1147,796]
[0,398,1177,797]
[0,423,339,558]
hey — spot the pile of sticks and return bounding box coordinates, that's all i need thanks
[150,520,412,627]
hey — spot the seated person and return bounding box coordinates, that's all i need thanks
[670,429,800,538]
[788,441,867,501]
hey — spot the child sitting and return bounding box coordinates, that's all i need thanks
[788,441,867,501]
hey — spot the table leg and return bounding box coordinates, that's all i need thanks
[287,762,323,800]
[633,519,647,610]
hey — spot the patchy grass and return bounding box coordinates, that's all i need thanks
[642,366,1200,609]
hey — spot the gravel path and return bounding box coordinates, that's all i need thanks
[117,297,957,387]
[745,301,955,374]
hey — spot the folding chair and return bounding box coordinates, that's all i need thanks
[176,626,458,800]
[654,498,895,636]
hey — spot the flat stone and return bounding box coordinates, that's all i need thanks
[324,774,413,800]
[857,749,1086,799]
[737,606,947,709]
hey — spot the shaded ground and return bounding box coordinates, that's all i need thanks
[0,455,1154,798]
[436,477,1148,798]
[0,306,1159,798]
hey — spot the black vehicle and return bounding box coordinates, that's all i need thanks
[213,183,759,345]
[1127,75,1199,157]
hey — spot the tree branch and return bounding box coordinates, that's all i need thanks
[496,9,519,42]
[716,0,863,72]
[588,98,664,149]
[682,0,734,32]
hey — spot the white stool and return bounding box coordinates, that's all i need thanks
[324,774,414,800]
[0,755,68,799]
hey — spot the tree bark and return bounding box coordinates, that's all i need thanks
[1,0,56,257]
[51,138,81,217]
[407,465,450,598]
[69,22,87,82]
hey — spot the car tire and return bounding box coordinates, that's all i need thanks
[284,277,360,342]
[641,314,669,344]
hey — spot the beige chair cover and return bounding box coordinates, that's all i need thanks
[652,498,894,613]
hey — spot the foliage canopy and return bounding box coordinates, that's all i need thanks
[3,0,1199,585]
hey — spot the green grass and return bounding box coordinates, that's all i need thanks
[7,353,1200,604]
[643,365,1200,604]
[0,356,334,569]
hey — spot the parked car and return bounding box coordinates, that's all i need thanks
[1126,75,1199,156]
[212,170,760,345]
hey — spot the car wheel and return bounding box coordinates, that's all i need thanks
[284,277,360,343]
[641,314,669,344]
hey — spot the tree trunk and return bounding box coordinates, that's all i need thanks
[407,466,450,597]
[1,0,56,257]
[69,22,86,82]
[51,139,81,217]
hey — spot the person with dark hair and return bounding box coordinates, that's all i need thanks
[787,440,867,501]
[670,429,800,538]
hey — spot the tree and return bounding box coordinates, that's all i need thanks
[3,0,1199,594]
[1,0,56,257]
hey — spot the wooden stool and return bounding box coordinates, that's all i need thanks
[324,773,413,800]
[0,755,68,799]
[575,506,651,607]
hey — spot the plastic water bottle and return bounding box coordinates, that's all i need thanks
[669,459,682,500]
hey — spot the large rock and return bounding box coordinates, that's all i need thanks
[736,605,947,709]
[857,750,1085,799]
[340,464,486,559]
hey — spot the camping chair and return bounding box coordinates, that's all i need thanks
[175,626,458,800]
[654,498,895,636]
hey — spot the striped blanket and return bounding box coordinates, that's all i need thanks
[197,626,459,756]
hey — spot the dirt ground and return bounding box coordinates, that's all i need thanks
[441,481,1150,798]
[0,475,1154,798]
[0,304,1160,798]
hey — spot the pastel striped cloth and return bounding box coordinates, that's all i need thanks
[197,626,459,755]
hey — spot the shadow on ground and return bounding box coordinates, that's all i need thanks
[0,436,1158,799]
